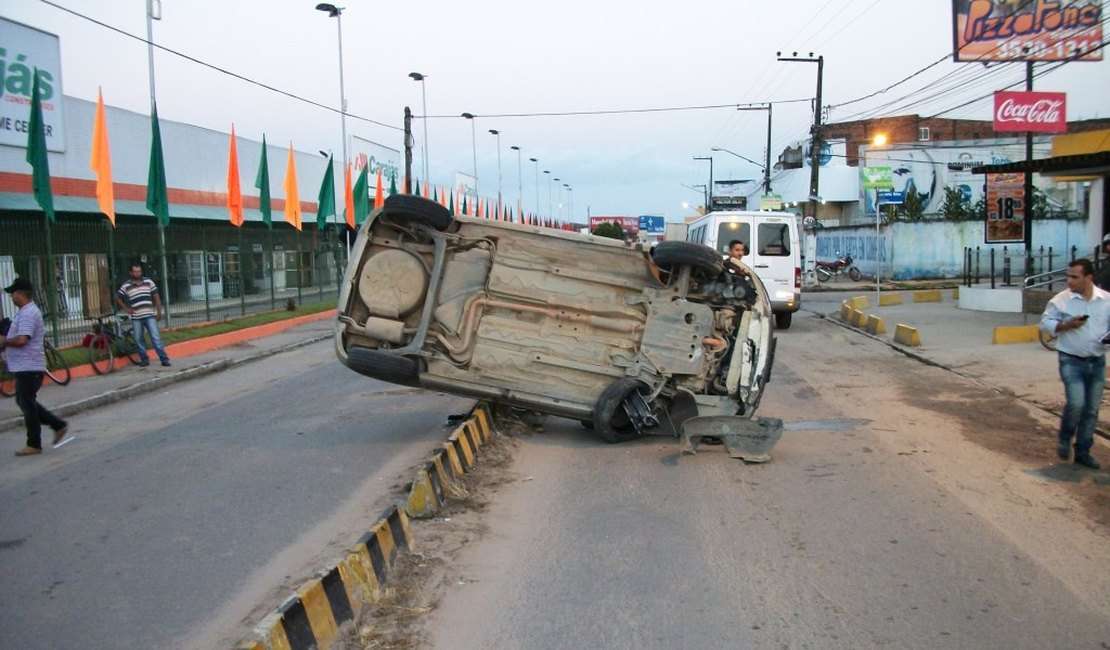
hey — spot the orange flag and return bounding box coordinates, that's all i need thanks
[283,142,302,230]
[226,125,244,227]
[374,169,385,208]
[344,162,355,229]
[439,186,448,208]
[422,181,430,199]
[89,88,115,226]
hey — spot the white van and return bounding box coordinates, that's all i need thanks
[686,210,802,329]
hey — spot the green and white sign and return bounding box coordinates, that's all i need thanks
[0,18,65,152]
[861,166,893,189]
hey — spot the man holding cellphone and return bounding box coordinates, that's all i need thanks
[1040,258,1110,468]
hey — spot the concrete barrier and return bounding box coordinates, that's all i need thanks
[406,404,494,518]
[992,324,1039,345]
[878,292,903,306]
[866,314,886,335]
[847,295,869,310]
[851,308,867,328]
[894,324,922,346]
[840,301,853,322]
[912,290,943,303]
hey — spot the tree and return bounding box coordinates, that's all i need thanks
[941,186,971,221]
[592,221,625,240]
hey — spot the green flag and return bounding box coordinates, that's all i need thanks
[146,102,170,226]
[449,189,455,215]
[26,70,55,222]
[388,173,398,196]
[316,154,335,229]
[353,164,369,226]
[255,134,272,228]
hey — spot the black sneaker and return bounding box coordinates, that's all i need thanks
[161,361,171,367]
[138,361,149,367]
[1057,443,1070,461]
[1075,455,1101,469]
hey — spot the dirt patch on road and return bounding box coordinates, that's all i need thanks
[335,419,527,650]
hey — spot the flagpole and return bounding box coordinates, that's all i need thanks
[44,215,59,345]
[238,227,246,316]
[147,1,171,327]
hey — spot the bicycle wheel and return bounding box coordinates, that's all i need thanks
[117,330,142,365]
[0,359,12,397]
[88,333,115,375]
[44,342,71,386]
[1038,330,1057,352]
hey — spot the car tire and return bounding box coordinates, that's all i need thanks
[346,346,420,386]
[382,194,454,230]
[592,378,648,444]
[651,241,725,276]
[775,311,792,330]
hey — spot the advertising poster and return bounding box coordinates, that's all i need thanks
[993,91,1067,132]
[985,173,1025,243]
[589,216,639,234]
[350,135,401,188]
[952,0,1103,62]
[0,18,65,151]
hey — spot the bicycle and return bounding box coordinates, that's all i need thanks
[86,313,141,375]
[0,339,71,397]
[1039,329,1057,351]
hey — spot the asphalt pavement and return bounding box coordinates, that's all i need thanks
[1,288,1102,438]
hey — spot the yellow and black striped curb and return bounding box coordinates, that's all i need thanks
[406,402,495,518]
[236,403,496,650]
[237,506,412,650]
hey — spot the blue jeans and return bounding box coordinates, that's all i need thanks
[132,315,170,365]
[1057,353,1105,459]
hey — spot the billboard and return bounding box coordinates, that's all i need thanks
[0,18,65,152]
[638,215,664,234]
[589,216,639,234]
[350,135,401,190]
[993,91,1067,132]
[985,172,1026,243]
[952,0,1103,62]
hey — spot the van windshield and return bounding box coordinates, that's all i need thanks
[715,223,751,255]
[757,223,791,256]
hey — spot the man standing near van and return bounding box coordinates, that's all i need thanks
[1040,258,1108,469]
[116,264,171,367]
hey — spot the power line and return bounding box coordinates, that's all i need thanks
[425,98,814,120]
[39,0,403,132]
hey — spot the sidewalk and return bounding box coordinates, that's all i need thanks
[808,287,1107,432]
[0,311,336,433]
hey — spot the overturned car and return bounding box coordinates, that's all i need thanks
[335,195,782,460]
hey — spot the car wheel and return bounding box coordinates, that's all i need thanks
[775,311,792,330]
[346,346,420,386]
[592,378,648,444]
[848,267,862,282]
[651,241,725,276]
[382,194,454,230]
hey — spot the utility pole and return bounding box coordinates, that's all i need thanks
[694,156,713,211]
[736,103,774,195]
[778,52,823,220]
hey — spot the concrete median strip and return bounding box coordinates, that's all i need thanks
[912,289,943,303]
[238,403,497,650]
[878,292,903,306]
[894,323,922,346]
[866,314,886,335]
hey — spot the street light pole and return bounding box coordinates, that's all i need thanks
[408,72,429,184]
[529,158,539,219]
[316,4,348,230]
[489,129,502,215]
[510,145,522,221]
[543,170,552,219]
[735,103,774,194]
[461,113,478,197]
[146,0,172,325]
[693,156,713,211]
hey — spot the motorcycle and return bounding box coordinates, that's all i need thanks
[816,253,862,283]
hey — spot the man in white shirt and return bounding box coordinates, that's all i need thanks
[1040,258,1109,469]
[0,278,69,456]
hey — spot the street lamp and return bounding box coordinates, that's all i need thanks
[408,72,429,184]
[510,145,523,221]
[543,170,552,219]
[461,113,478,196]
[529,158,539,219]
[489,129,502,214]
[693,156,713,211]
[563,184,572,222]
[316,2,348,229]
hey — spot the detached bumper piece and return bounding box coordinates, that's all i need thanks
[680,415,784,462]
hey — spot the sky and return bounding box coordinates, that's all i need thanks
[3,0,1108,222]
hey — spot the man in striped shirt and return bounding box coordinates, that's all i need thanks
[116,264,171,367]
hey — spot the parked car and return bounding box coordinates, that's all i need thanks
[335,195,782,460]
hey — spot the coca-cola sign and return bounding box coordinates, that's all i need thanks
[993,91,1067,133]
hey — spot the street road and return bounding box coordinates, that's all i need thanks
[422,304,1110,649]
[0,340,472,650]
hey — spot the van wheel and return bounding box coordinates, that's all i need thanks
[651,241,724,276]
[775,311,793,330]
[592,378,648,443]
[382,195,454,231]
[346,346,420,387]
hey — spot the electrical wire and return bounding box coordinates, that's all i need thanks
[39,0,403,131]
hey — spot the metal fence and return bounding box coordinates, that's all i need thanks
[0,213,348,348]
[961,244,1105,289]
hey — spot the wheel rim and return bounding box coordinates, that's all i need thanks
[89,334,114,375]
